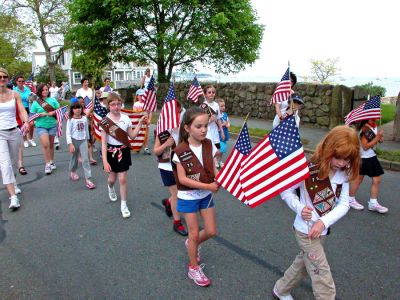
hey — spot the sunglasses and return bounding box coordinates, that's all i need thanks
[0,75,9,79]
[17,80,24,83]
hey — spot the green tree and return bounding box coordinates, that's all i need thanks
[66,0,264,82]
[355,82,386,97]
[72,52,108,88]
[310,57,340,83]
[7,0,70,83]
[35,64,68,86]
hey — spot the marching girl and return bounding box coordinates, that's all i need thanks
[203,85,224,167]
[348,119,388,213]
[172,106,220,287]
[30,84,60,175]
[153,102,187,236]
[66,102,96,189]
[273,126,360,300]
[101,92,147,218]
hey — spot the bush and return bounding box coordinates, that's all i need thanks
[355,82,386,97]
[35,65,68,86]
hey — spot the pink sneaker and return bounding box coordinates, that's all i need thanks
[85,179,96,189]
[368,201,388,214]
[349,198,364,210]
[188,264,211,287]
[185,239,201,263]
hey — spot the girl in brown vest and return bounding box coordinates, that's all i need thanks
[172,107,220,287]
[274,126,360,300]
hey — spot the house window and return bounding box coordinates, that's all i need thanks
[115,71,124,81]
[73,72,82,85]
[126,71,132,81]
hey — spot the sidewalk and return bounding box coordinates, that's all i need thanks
[229,116,400,171]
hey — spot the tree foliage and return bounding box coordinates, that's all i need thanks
[35,64,68,86]
[355,82,386,97]
[310,58,340,83]
[66,0,264,82]
[72,52,108,87]
[6,0,70,82]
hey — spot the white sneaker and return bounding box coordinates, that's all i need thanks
[9,195,21,210]
[272,284,294,300]
[29,139,37,147]
[108,185,118,202]
[23,140,29,148]
[121,202,131,218]
[45,164,52,175]
[49,162,57,170]
[14,183,22,194]
[368,202,388,214]
[349,198,364,210]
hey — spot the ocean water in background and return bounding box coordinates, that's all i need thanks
[186,73,400,97]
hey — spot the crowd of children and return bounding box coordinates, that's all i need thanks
[1,66,392,297]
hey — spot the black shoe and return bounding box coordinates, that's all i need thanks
[55,144,60,150]
[173,221,188,236]
[161,199,173,217]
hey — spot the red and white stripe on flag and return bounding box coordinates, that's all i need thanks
[215,123,252,202]
[271,68,292,104]
[187,77,203,103]
[143,89,157,112]
[156,83,180,135]
[344,96,381,125]
[55,106,68,137]
[239,116,310,208]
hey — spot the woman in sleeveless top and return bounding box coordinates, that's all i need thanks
[0,68,29,210]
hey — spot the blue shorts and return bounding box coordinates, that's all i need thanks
[159,169,176,186]
[36,126,57,137]
[177,193,214,213]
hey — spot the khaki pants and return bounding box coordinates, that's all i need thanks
[275,229,336,300]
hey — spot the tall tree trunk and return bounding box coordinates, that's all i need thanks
[393,92,400,141]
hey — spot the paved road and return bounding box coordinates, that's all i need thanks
[0,126,399,299]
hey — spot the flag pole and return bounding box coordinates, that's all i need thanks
[288,61,294,116]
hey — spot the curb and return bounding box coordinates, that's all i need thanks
[230,133,399,172]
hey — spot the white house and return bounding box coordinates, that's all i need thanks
[32,49,153,91]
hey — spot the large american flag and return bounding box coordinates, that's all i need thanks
[156,83,180,135]
[143,76,157,112]
[240,116,310,208]
[271,68,292,104]
[55,106,68,137]
[187,77,203,103]
[345,95,381,125]
[84,96,93,110]
[215,122,252,202]
[23,72,36,93]
[92,98,148,152]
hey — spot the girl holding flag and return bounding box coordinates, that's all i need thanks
[30,84,60,175]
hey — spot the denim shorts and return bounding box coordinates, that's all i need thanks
[177,193,214,213]
[36,126,57,137]
[159,169,176,187]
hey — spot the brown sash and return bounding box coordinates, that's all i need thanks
[304,162,342,217]
[99,117,131,148]
[157,130,176,163]
[360,125,376,142]
[36,98,56,113]
[199,103,217,118]
[172,139,215,191]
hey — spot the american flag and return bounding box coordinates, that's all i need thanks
[23,72,36,93]
[21,112,40,136]
[143,76,157,112]
[92,98,148,152]
[215,122,252,202]
[103,85,112,92]
[345,96,381,125]
[84,96,93,110]
[156,83,180,135]
[187,77,203,103]
[271,68,292,104]
[55,106,68,137]
[240,116,310,208]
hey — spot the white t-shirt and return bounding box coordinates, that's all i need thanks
[66,116,89,144]
[204,100,222,144]
[360,125,377,158]
[102,113,132,145]
[158,129,179,171]
[272,100,290,128]
[133,101,145,110]
[172,140,217,200]
[76,88,93,100]
[49,86,59,99]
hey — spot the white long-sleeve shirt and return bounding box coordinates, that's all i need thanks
[66,116,89,144]
[280,169,350,235]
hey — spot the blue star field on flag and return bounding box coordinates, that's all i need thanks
[235,123,252,155]
[269,116,302,160]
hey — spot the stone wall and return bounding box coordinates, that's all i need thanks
[117,82,356,128]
